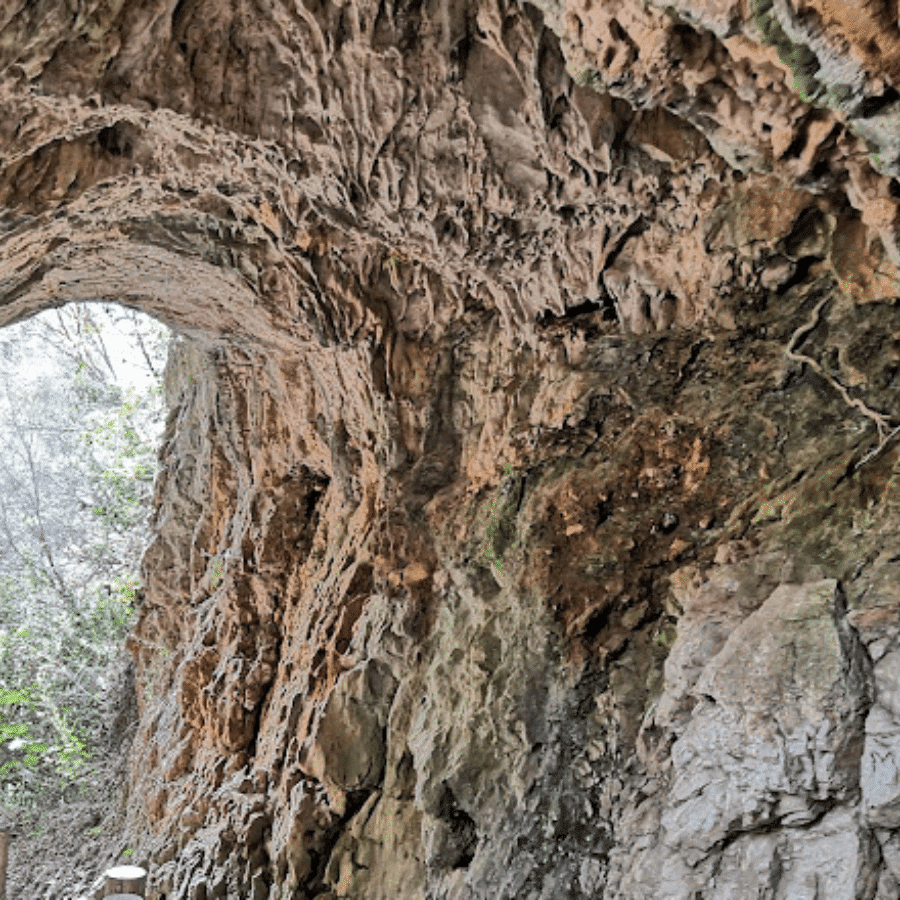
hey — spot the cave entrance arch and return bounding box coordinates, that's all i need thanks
[0,300,173,890]
[0,99,409,893]
[0,299,169,788]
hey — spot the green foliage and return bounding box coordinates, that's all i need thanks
[48,705,92,781]
[89,575,140,640]
[83,384,159,533]
[0,303,167,817]
[0,682,48,778]
[0,619,104,809]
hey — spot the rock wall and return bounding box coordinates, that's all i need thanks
[5,0,900,897]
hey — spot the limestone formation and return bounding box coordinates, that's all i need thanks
[6,0,900,897]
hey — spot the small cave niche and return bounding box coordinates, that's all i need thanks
[774,255,821,295]
[435,783,479,870]
[96,121,139,158]
[537,298,601,325]
[782,206,828,259]
[536,297,617,329]
[583,605,612,641]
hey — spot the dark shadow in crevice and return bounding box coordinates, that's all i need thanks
[97,122,137,158]
[852,86,900,119]
[536,298,609,327]
[435,783,479,870]
[775,255,822,296]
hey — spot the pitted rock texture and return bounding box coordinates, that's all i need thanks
[7,0,900,898]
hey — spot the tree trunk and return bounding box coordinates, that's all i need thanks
[0,828,8,900]
[104,865,146,897]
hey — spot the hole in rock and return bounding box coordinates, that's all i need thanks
[783,207,827,258]
[536,298,604,326]
[0,301,170,856]
[436,783,479,869]
[583,605,612,640]
[775,255,821,295]
[96,122,137,158]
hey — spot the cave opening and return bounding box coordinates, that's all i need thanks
[0,300,172,835]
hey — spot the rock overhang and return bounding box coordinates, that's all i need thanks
[6,1,900,898]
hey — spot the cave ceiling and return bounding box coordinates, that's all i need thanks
[7,0,900,898]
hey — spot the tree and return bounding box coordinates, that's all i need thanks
[0,302,169,818]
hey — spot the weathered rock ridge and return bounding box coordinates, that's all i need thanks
[6,0,900,897]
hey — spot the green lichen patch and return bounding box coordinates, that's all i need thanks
[653,620,678,653]
[566,64,603,89]
[478,468,526,584]
[750,0,825,105]
[642,619,679,709]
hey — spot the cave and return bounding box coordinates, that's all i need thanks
[5,0,900,896]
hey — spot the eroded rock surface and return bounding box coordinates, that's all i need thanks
[6,0,900,897]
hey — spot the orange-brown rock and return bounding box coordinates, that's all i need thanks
[6,0,900,897]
